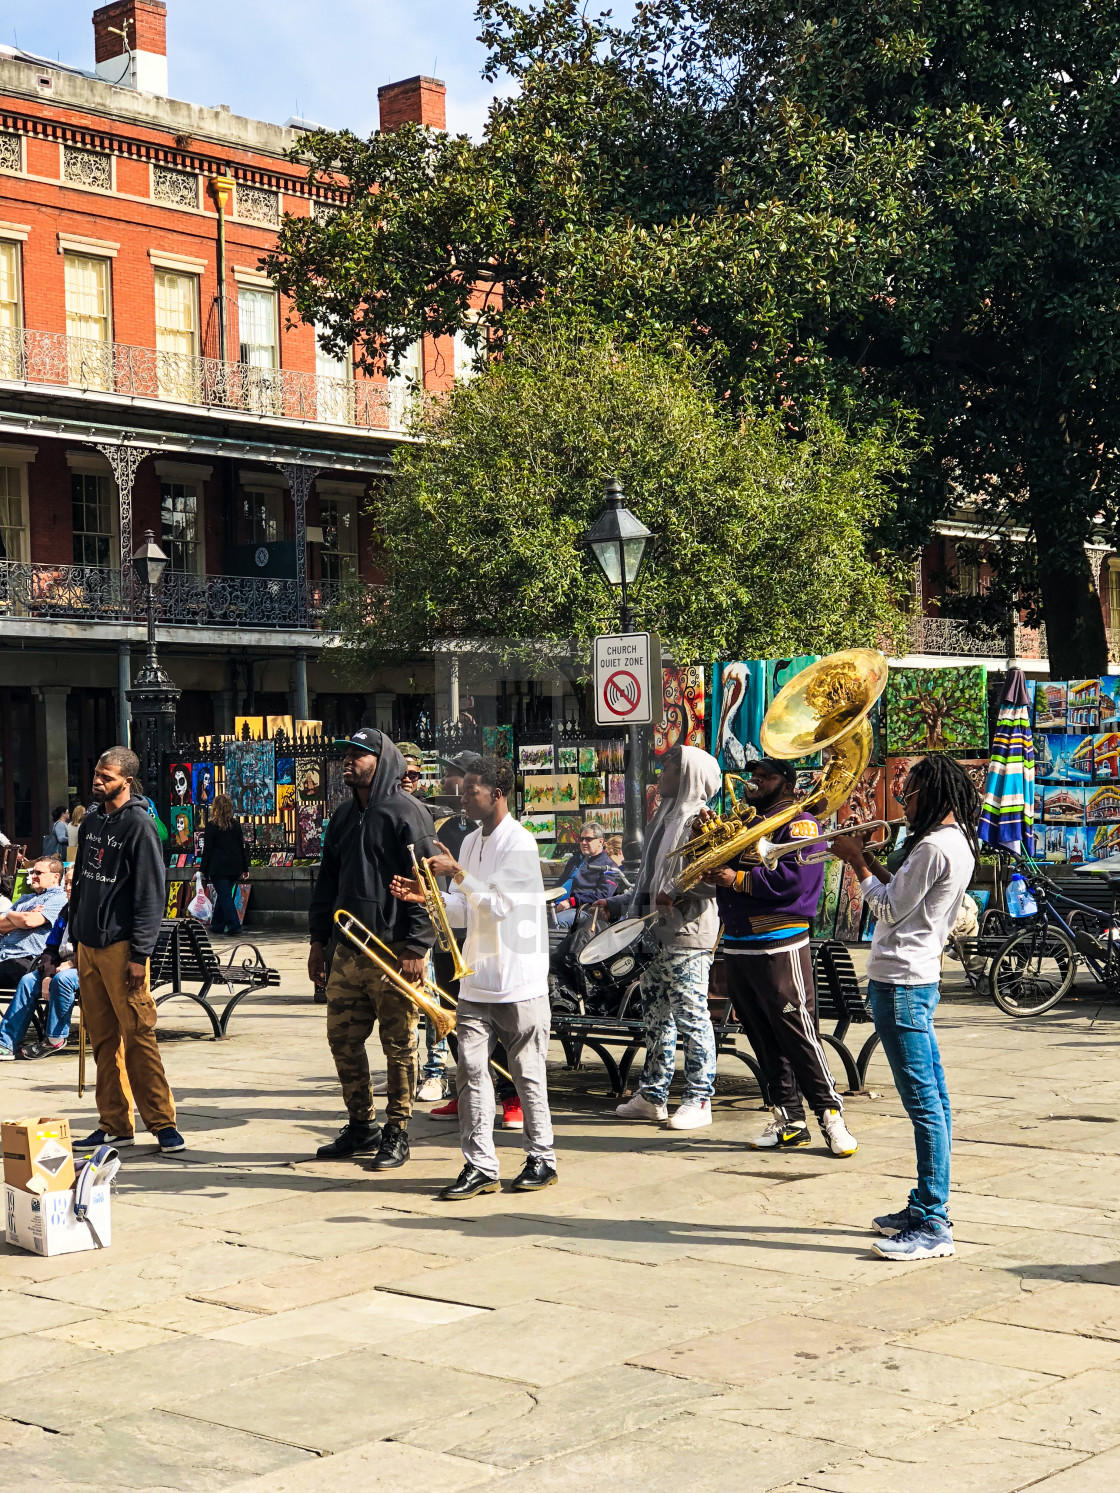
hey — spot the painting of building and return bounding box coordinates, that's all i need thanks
[1094,734,1120,782]
[1036,735,1093,783]
[1087,785,1120,824]
[1033,682,1067,731]
[1101,679,1120,732]
[1068,679,1101,732]
[1041,786,1086,825]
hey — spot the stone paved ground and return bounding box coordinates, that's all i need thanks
[2,934,1120,1491]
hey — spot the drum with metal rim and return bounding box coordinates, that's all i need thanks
[577,917,657,988]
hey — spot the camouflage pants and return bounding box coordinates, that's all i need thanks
[325,943,419,1127]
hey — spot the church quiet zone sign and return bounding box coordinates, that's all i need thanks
[594,632,660,726]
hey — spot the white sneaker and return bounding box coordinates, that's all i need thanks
[615,1092,668,1122]
[416,1076,445,1102]
[667,1099,712,1131]
[821,1108,858,1157]
[747,1106,812,1150]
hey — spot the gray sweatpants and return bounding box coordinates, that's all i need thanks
[456,994,555,1176]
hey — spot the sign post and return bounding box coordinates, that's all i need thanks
[594,631,661,860]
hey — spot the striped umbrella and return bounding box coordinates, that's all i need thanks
[978,668,1035,854]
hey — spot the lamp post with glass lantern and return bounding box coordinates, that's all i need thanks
[126,529,180,817]
[580,476,654,863]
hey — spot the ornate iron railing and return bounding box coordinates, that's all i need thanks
[0,560,379,631]
[905,613,1049,660]
[0,327,412,433]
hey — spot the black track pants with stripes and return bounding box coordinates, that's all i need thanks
[725,943,843,1121]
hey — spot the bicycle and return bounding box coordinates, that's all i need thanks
[987,848,1120,1016]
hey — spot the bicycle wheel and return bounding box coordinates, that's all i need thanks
[990,926,1078,1017]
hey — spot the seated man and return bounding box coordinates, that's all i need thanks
[553,822,620,929]
[0,867,78,1060]
[0,857,67,994]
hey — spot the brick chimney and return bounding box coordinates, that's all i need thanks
[377,76,446,133]
[93,1,168,96]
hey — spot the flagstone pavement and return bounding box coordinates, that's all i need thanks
[3,934,1120,1492]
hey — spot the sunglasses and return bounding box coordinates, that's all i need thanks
[402,768,422,779]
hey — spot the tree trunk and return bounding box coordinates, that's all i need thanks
[1033,542,1108,680]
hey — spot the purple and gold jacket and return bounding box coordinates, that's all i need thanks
[716,809,824,950]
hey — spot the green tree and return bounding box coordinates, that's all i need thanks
[334,323,907,674]
[271,0,1120,673]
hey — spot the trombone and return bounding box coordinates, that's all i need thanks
[333,908,513,1081]
[756,818,901,871]
[409,843,473,981]
[334,909,457,1041]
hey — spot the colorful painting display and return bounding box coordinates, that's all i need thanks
[1034,734,1094,783]
[884,666,988,754]
[1094,733,1120,781]
[224,740,277,818]
[591,807,626,835]
[521,814,556,842]
[554,815,582,849]
[1101,679,1120,731]
[266,714,294,739]
[169,807,193,851]
[835,764,886,831]
[233,716,265,741]
[1067,680,1101,732]
[276,756,295,786]
[191,763,215,808]
[1039,785,1087,825]
[169,764,192,806]
[608,774,625,805]
[578,746,597,774]
[1032,681,1067,730]
[519,744,554,773]
[277,784,298,812]
[522,775,579,813]
[710,661,764,771]
[655,666,706,757]
[558,746,578,772]
[579,775,606,805]
[298,763,323,800]
[482,725,513,760]
[296,804,324,859]
[1086,784,1120,824]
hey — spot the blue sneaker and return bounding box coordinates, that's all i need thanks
[872,1217,954,1260]
[872,1206,916,1237]
[157,1127,186,1154]
[75,1128,134,1151]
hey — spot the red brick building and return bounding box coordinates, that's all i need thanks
[0,3,462,841]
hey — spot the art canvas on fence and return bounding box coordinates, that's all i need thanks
[710,661,764,771]
[1032,681,1067,730]
[655,666,706,757]
[884,666,988,753]
[224,740,277,818]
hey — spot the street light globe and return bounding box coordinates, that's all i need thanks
[583,476,653,589]
[132,529,169,591]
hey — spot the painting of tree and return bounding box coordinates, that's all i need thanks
[885,667,989,754]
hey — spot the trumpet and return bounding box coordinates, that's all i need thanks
[756,819,901,871]
[334,908,457,1042]
[409,843,473,981]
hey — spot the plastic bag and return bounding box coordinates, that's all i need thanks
[187,873,213,924]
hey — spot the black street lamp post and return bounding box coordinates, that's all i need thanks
[126,529,180,817]
[581,476,654,865]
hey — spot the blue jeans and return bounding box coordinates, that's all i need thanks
[0,967,80,1050]
[637,948,716,1105]
[423,1018,449,1081]
[867,979,951,1223]
[211,878,241,934]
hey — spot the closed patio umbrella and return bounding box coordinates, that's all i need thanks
[978,668,1034,856]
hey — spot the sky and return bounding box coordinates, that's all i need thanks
[7,0,512,137]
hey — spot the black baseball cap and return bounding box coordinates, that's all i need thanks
[749,757,798,787]
[335,727,383,756]
[438,750,484,775]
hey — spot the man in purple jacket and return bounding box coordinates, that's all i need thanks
[705,759,857,1157]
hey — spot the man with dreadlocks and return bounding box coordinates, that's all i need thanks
[832,755,980,1262]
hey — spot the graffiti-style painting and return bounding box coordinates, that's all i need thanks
[224,740,276,818]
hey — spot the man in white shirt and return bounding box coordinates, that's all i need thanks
[832,756,979,1262]
[392,756,556,1200]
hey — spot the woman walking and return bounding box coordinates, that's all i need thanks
[201,794,247,935]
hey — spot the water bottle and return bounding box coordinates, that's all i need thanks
[1006,872,1038,920]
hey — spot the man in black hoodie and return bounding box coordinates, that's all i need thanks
[308,729,438,1167]
[68,746,183,1154]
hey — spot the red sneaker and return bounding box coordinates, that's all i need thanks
[501,1097,524,1131]
[429,1098,459,1121]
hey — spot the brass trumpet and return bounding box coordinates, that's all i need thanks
[756,818,901,871]
[334,908,457,1042]
[409,843,473,981]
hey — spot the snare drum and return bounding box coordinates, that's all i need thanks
[577,917,656,989]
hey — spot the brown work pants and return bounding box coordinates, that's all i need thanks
[77,941,177,1136]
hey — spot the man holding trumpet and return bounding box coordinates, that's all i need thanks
[392,756,557,1200]
[703,757,859,1157]
[308,729,438,1170]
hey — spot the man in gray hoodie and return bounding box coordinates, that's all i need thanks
[605,744,723,1130]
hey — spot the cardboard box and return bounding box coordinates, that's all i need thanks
[4,1181,111,1256]
[1,1117,75,1195]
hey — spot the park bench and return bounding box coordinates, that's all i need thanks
[150,918,280,1038]
[545,938,879,1102]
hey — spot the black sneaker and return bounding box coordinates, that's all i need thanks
[510,1155,558,1192]
[439,1163,499,1200]
[75,1128,134,1151]
[368,1122,409,1171]
[315,1120,383,1159]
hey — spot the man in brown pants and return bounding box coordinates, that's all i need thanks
[308,730,437,1169]
[68,747,183,1154]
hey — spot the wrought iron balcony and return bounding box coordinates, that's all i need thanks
[905,613,1048,660]
[0,560,372,631]
[0,327,412,433]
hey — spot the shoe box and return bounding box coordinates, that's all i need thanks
[1,1116,75,1195]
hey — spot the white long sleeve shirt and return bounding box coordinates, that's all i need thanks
[861,823,974,986]
[442,813,549,1004]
